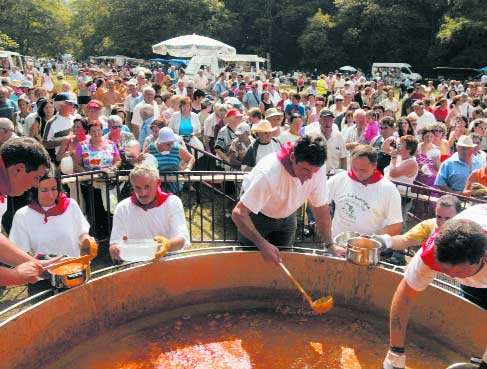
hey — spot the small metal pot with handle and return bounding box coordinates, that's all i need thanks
[346,236,381,266]
[49,260,91,289]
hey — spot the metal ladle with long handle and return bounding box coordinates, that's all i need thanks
[279,262,333,314]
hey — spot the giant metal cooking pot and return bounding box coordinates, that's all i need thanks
[0,249,486,369]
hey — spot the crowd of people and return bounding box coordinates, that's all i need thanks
[0,59,486,369]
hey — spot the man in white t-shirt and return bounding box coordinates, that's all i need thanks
[42,93,76,161]
[383,204,487,369]
[131,87,160,138]
[326,145,402,238]
[306,109,347,170]
[232,133,344,265]
[109,165,190,262]
[410,100,435,134]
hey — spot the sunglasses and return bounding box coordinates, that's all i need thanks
[110,126,123,129]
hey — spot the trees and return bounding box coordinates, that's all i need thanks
[0,0,71,56]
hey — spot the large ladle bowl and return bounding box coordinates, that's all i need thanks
[279,262,333,314]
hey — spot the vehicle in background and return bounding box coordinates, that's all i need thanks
[184,54,266,80]
[371,62,422,86]
[89,55,139,68]
[433,67,483,82]
[0,49,24,72]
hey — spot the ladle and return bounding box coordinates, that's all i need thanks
[279,262,333,313]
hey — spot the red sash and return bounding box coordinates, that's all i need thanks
[276,141,296,178]
[28,193,71,223]
[347,168,383,185]
[131,187,171,211]
[420,229,443,272]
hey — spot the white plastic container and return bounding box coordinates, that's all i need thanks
[120,238,158,262]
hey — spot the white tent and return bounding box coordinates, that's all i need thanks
[152,34,236,57]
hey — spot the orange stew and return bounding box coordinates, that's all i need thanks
[50,262,85,275]
[50,307,461,369]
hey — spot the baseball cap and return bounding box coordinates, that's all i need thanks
[158,127,176,143]
[319,109,335,118]
[235,122,251,135]
[226,108,243,118]
[86,100,103,109]
[54,93,78,106]
[335,94,344,101]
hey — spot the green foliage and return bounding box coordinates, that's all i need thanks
[0,0,71,56]
[0,33,19,49]
[298,9,341,71]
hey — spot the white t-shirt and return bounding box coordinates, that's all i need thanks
[124,93,142,113]
[326,171,402,237]
[405,204,487,291]
[204,112,218,138]
[411,110,436,132]
[42,114,74,154]
[110,195,190,247]
[306,125,347,170]
[131,101,160,127]
[9,199,89,257]
[255,140,282,164]
[241,153,328,219]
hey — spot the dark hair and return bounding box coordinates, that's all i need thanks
[351,144,378,164]
[436,194,462,214]
[193,89,205,100]
[29,167,62,204]
[289,113,302,125]
[293,133,327,167]
[73,117,89,134]
[399,135,418,156]
[247,108,262,119]
[372,105,385,112]
[292,93,301,100]
[380,116,395,128]
[397,117,415,137]
[435,219,487,265]
[0,137,50,172]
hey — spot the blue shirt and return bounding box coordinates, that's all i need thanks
[139,116,154,148]
[434,153,483,191]
[284,103,305,117]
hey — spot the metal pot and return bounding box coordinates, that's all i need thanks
[346,237,380,266]
[333,231,361,247]
[49,261,91,289]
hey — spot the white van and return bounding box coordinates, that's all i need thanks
[371,63,421,86]
[0,50,24,72]
[185,54,266,80]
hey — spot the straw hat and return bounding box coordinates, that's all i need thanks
[251,119,278,133]
[264,108,283,119]
[456,135,476,148]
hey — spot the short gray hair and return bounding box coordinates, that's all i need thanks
[129,164,159,183]
[107,115,123,126]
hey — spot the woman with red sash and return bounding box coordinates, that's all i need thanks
[9,168,91,294]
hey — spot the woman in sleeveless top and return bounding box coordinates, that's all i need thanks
[415,126,440,188]
[382,135,419,188]
[144,127,195,193]
[259,91,274,114]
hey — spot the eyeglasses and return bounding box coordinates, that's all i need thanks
[433,129,443,133]
[110,126,123,129]
[380,126,391,130]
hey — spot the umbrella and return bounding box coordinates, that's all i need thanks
[152,34,236,57]
[339,66,357,72]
